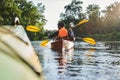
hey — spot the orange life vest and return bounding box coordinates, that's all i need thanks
[58,27,68,37]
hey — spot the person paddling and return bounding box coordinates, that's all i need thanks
[49,22,75,41]
[57,22,69,40]
[68,24,75,41]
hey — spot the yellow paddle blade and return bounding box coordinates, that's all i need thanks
[40,40,50,46]
[26,25,40,32]
[77,19,89,26]
[83,38,96,45]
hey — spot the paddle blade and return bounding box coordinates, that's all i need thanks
[26,25,40,32]
[40,40,50,46]
[76,19,89,26]
[83,38,96,45]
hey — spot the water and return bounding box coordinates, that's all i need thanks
[32,41,120,80]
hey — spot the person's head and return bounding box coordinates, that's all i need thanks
[57,22,65,29]
[69,22,74,28]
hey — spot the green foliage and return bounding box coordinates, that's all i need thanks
[60,0,84,29]
[0,0,22,25]
[59,1,120,41]
[1,0,120,41]
[92,31,120,41]
[0,0,47,40]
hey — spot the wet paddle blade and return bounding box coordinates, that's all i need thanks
[83,38,96,45]
[26,25,40,32]
[40,40,50,46]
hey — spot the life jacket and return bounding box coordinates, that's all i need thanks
[58,27,68,38]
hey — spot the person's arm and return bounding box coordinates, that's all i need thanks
[48,31,58,39]
[68,28,75,41]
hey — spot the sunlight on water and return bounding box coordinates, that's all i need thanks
[32,41,59,80]
[42,48,59,80]
[32,41,120,80]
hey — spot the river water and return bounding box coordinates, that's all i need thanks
[32,41,120,80]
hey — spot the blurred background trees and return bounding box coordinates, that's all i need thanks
[59,0,120,41]
[0,0,120,41]
[0,0,47,40]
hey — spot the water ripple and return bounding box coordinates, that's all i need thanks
[32,41,120,80]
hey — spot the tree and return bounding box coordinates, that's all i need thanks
[0,0,46,27]
[60,0,84,28]
[0,0,47,40]
[15,0,46,40]
[85,4,101,34]
[14,0,46,27]
[102,1,120,33]
[86,1,120,40]
[59,0,88,37]
[0,0,22,25]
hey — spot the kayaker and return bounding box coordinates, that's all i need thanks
[49,22,75,41]
[57,22,69,40]
[68,25,75,41]
[48,22,68,40]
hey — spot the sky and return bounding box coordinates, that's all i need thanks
[28,0,119,30]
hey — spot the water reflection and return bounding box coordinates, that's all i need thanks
[32,41,120,80]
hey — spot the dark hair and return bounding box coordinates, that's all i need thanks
[57,22,64,28]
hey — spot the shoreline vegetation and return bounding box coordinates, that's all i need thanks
[0,0,120,41]
[89,31,120,41]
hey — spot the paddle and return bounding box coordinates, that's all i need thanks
[75,19,89,27]
[40,19,96,46]
[40,19,90,46]
[26,25,40,32]
[76,37,96,45]
[40,37,96,47]
[40,39,50,47]
[83,38,96,45]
